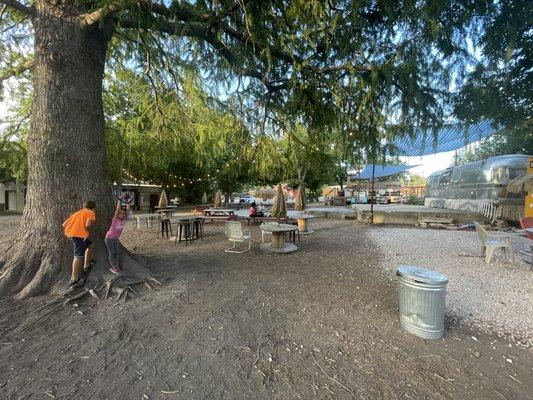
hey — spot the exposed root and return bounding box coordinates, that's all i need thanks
[99,273,161,303]
[17,287,89,334]
[12,272,161,336]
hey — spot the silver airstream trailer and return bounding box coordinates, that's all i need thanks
[425,155,531,221]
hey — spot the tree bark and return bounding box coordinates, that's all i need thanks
[0,1,134,298]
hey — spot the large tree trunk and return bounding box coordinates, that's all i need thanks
[0,2,151,298]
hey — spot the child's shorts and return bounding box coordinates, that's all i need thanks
[72,237,92,259]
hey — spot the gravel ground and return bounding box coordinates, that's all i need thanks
[367,226,533,346]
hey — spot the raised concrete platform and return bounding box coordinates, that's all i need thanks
[231,204,487,226]
[352,204,486,225]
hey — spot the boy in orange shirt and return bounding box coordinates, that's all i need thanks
[63,201,96,286]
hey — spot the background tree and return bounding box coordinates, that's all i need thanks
[453,129,533,166]
[454,0,531,130]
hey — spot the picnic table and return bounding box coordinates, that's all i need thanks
[259,223,298,253]
[246,216,286,225]
[202,208,235,217]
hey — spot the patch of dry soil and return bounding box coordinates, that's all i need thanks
[0,216,531,399]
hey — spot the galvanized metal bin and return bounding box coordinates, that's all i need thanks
[397,266,449,339]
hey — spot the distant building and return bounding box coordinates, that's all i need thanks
[113,182,162,211]
[0,180,25,212]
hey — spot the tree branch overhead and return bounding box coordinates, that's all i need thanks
[0,0,34,17]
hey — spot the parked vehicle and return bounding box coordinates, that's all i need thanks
[378,190,401,204]
[346,192,368,204]
[425,154,530,221]
[239,195,256,204]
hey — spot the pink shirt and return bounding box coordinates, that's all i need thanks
[248,206,256,217]
[106,217,127,239]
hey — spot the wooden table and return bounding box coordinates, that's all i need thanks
[295,214,314,234]
[156,208,176,218]
[260,223,298,253]
[202,208,235,217]
[170,215,202,243]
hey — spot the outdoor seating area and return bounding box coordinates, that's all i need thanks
[129,185,314,253]
[1,1,531,397]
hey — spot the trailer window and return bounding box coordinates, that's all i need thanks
[509,167,525,180]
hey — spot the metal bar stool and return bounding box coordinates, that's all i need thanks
[193,218,203,241]
[160,218,173,238]
[286,220,300,243]
[175,220,193,245]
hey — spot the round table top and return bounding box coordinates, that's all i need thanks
[172,215,201,221]
[203,208,234,213]
[295,214,314,220]
[260,223,297,232]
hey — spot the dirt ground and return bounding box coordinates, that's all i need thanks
[0,214,532,400]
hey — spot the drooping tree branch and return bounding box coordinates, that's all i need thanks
[0,0,34,17]
[0,58,34,82]
[79,3,122,27]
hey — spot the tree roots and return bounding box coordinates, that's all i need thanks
[14,273,162,335]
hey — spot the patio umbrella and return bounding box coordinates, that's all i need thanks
[214,189,222,208]
[202,192,208,204]
[158,189,168,208]
[294,184,306,212]
[254,187,276,199]
[506,173,533,194]
[270,184,287,218]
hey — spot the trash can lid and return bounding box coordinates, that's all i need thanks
[396,265,448,284]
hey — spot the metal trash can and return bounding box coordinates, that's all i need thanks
[397,266,449,339]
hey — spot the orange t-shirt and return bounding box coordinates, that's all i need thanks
[63,208,96,239]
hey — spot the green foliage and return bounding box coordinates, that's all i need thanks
[405,194,423,205]
[103,69,258,202]
[455,0,532,128]
[1,0,523,195]
[454,126,533,166]
[409,175,427,186]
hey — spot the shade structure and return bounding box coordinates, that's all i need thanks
[158,189,168,208]
[350,164,421,180]
[270,184,287,218]
[214,189,222,208]
[294,184,306,212]
[506,174,533,194]
[255,187,276,199]
[392,121,501,156]
[202,192,208,204]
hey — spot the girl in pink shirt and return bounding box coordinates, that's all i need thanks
[105,201,129,274]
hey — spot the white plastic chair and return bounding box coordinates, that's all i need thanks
[261,221,279,243]
[224,221,251,253]
[474,222,514,264]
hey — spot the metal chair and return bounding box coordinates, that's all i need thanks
[474,222,514,264]
[224,221,251,253]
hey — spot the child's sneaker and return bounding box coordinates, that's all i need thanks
[109,266,121,275]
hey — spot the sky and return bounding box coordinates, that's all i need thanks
[401,151,456,177]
